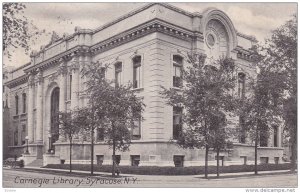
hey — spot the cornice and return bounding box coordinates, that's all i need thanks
[24,45,90,74]
[91,19,197,55]
[92,3,199,35]
[234,46,253,62]
[5,74,28,89]
[24,19,197,74]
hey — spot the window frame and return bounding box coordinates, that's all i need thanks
[132,56,142,89]
[115,62,122,87]
[22,93,26,113]
[15,95,19,115]
[173,106,183,140]
[69,74,72,100]
[238,72,246,99]
[172,55,184,88]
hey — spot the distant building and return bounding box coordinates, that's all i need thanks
[4,3,284,166]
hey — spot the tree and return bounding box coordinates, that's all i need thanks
[210,116,234,178]
[238,66,284,175]
[161,53,237,178]
[56,110,81,173]
[3,3,45,59]
[261,14,297,172]
[80,61,145,176]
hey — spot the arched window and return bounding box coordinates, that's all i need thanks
[238,73,246,99]
[132,56,141,89]
[22,93,26,113]
[173,55,183,87]
[115,62,122,87]
[15,95,19,115]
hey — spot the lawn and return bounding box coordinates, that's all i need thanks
[43,163,293,175]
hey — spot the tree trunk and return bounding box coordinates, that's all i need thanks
[91,128,94,175]
[205,144,209,178]
[69,139,72,173]
[216,148,220,178]
[254,127,258,175]
[112,138,116,177]
[112,122,116,177]
[291,131,297,173]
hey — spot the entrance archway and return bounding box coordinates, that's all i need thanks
[50,87,60,152]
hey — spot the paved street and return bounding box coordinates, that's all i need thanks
[2,168,297,188]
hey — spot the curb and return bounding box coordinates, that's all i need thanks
[6,167,295,178]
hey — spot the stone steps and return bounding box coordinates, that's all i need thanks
[26,159,43,167]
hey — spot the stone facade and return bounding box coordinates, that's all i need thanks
[4,3,284,166]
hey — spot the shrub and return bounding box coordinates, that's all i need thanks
[43,163,293,175]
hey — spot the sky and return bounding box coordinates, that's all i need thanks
[3,2,297,68]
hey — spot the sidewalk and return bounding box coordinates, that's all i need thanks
[11,166,295,180]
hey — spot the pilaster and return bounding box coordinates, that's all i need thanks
[27,73,35,143]
[35,69,44,143]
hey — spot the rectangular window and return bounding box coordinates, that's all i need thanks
[260,157,269,164]
[131,155,140,166]
[173,55,183,87]
[133,56,141,88]
[22,93,26,113]
[15,95,19,115]
[21,125,26,145]
[239,116,246,144]
[274,157,279,164]
[69,75,72,100]
[115,62,122,87]
[273,126,278,147]
[173,107,183,140]
[132,119,141,140]
[259,124,268,147]
[240,156,247,165]
[238,73,246,99]
[215,155,225,166]
[112,155,121,165]
[173,155,184,167]
[96,155,104,166]
[14,129,18,146]
[97,128,104,141]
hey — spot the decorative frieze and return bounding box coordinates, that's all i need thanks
[5,75,29,89]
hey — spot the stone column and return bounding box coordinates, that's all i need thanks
[278,127,282,147]
[70,57,79,109]
[27,73,35,143]
[58,62,67,141]
[35,69,44,143]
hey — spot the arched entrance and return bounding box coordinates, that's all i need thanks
[50,87,60,152]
